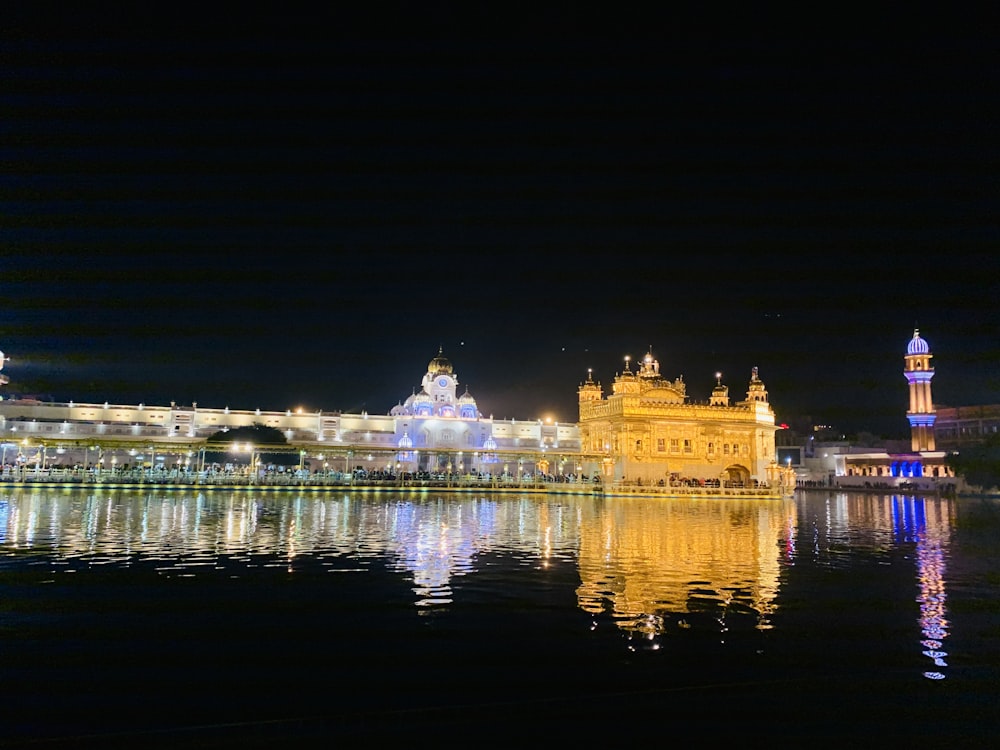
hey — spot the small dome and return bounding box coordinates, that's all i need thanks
[907,329,930,355]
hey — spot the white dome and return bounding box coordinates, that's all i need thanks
[907,329,930,355]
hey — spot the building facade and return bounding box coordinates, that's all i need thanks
[577,349,781,486]
[932,404,1000,450]
[0,346,780,487]
[0,348,590,478]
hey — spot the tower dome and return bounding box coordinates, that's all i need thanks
[907,329,930,355]
[710,371,730,406]
[428,346,453,375]
[713,373,728,396]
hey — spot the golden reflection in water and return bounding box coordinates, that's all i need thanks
[575,497,795,636]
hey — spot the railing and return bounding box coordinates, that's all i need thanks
[598,481,785,498]
[0,466,597,491]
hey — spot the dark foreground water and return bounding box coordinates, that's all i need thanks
[0,487,998,748]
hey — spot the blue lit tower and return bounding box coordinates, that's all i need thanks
[904,329,935,452]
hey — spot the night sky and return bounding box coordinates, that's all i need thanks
[2,19,998,438]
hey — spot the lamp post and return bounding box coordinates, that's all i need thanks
[246,443,256,484]
[18,439,28,480]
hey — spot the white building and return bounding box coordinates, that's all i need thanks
[0,348,592,478]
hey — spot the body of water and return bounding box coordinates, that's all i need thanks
[1,487,998,747]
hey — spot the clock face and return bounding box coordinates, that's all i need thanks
[438,377,449,388]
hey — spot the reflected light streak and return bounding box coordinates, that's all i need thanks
[901,495,951,681]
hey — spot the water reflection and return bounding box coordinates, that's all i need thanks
[576,497,792,638]
[796,491,953,680]
[899,496,951,680]
[0,488,953,663]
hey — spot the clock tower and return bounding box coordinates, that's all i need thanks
[421,346,457,411]
[904,329,936,452]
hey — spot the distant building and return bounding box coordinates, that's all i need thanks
[932,404,1000,450]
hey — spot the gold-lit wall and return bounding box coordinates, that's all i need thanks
[578,357,778,485]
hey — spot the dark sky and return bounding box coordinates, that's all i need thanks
[2,20,998,438]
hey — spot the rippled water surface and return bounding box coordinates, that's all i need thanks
[1,487,998,747]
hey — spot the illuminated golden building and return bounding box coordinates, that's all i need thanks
[578,349,779,486]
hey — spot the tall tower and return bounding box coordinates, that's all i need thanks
[904,329,936,452]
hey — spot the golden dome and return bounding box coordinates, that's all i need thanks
[428,346,454,375]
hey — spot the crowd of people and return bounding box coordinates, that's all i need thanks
[0,463,601,488]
